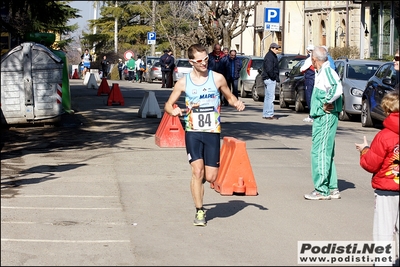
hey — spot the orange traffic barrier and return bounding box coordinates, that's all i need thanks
[72,69,80,79]
[107,83,124,106]
[97,78,110,96]
[155,104,185,148]
[210,136,258,196]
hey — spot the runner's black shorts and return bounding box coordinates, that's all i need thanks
[185,131,220,167]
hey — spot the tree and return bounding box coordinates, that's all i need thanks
[81,0,260,58]
[1,0,81,50]
[83,1,153,59]
[194,1,260,48]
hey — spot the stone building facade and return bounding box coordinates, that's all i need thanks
[232,1,398,59]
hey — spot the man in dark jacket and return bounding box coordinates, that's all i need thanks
[225,49,243,105]
[100,55,110,79]
[261,43,280,120]
[160,49,174,88]
[300,44,315,122]
[207,44,229,77]
[208,44,229,105]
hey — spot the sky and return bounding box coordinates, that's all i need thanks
[68,1,101,38]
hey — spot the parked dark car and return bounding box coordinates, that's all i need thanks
[361,62,396,127]
[334,58,384,121]
[251,54,306,102]
[279,59,307,112]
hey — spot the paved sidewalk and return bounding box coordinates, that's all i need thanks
[1,78,385,266]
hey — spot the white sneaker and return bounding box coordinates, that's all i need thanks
[303,117,314,123]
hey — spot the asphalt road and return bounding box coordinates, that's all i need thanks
[1,78,387,266]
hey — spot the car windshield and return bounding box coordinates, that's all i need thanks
[279,57,305,69]
[346,63,381,81]
[177,60,191,68]
[251,59,264,70]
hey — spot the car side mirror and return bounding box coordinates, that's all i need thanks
[382,78,395,87]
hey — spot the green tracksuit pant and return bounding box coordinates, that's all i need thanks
[310,112,339,196]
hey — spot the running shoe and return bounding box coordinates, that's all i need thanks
[304,190,331,200]
[193,210,206,226]
[330,189,341,199]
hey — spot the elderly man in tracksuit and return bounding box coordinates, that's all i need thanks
[304,46,343,200]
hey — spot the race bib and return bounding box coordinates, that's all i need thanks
[191,106,216,130]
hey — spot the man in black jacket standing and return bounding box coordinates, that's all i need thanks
[101,55,110,79]
[160,49,174,88]
[261,43,280,120]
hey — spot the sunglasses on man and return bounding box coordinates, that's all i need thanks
[190,56,209,64]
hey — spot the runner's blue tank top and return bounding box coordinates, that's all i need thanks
[184,70,221,133]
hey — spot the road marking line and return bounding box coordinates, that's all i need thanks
[1,238,130,243]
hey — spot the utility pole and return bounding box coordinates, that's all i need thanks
[151,1,156,56]
[114,1,118,53]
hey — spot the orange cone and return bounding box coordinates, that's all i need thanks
[211,136,258,196]
[72,69,80,79]
[97,78,110,96]
[155,104,185,147]
[107,83,124,106]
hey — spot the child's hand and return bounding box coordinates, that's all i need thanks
[355,136,369,152]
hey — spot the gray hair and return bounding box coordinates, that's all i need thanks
[312,46,328,62]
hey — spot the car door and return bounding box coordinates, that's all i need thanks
[371,63,396,119]
[281,60,304,101]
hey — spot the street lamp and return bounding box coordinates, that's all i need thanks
[335,26,345,47]
[364,23,369,37]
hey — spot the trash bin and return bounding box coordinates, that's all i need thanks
[1,42,64,125]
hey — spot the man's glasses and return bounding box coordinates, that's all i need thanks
[395,56,400,61]
[190,56,209,64]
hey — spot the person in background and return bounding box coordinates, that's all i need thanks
[300,44,316,123]
[168,52,176,87]
[223,47,229,56]
[101,55,110,79]
[135,55,144,83]
[208,43,229,77]
[164,43,245,226]
[81,48,92,78]
[261,42,280,120]
[126,55,136,82]
[160,49,174,88]
[225,49,242,105]
[394,49,399,90]
[117,58,125,81]
[355,89,399,267]
[304,46,343,200]
[322,46,336,71]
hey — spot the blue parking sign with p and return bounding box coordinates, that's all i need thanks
[264,8,280,23]
[264,8,280,31]
[147,32,156,44]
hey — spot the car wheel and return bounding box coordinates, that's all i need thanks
[279,89,288,108]
[338,96,350,121]
[294,91,305,112]
[361,99,373,127]
[240,83,248,98]
[252,83,260,102]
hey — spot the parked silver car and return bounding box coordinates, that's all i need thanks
[238,55,264,98]
[334,58,384,121]
[144,56,160,83]
[145,61,162,83]
[173,58,192,84]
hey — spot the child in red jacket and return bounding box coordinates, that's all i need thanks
[355,89,399,265]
